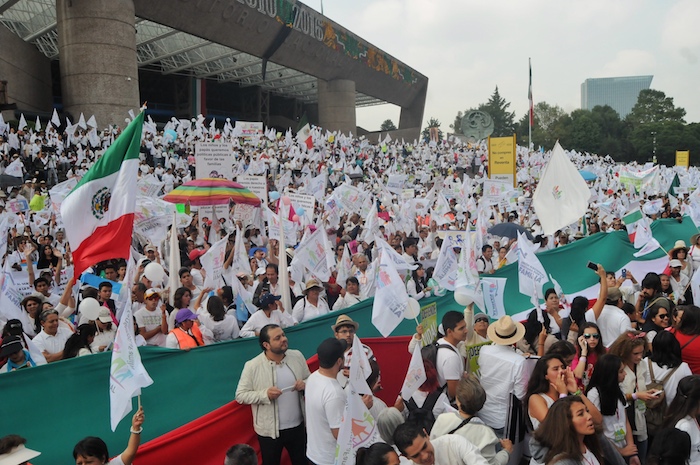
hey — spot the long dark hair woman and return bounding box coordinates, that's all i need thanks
[585,354,638,464]
[661,375,700,465]
[62,324,97,359]
[645,330,692,406]
[571,322,606,389]
[355,442,399,465]
[672,305,700,374]
[531,396,625,465]
[517,309,556,357]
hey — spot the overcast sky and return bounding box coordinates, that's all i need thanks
[317,0,700,134]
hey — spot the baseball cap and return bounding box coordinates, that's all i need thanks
[188,249,206,262]
[259,293,281,308]
[144,244,157,253]
[175,308,198,324]
[97,307,113,323]
[144,288,161,299]
[0,335,23,357]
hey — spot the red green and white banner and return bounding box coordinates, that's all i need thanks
[60,111,144,276]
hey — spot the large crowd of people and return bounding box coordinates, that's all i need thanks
[2,113,700,465]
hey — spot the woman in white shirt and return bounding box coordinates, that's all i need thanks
[333,277,364,311]
[198,296,239,344]
[406,263,432,300]
[292,279,330,323]
[663,375,700,465]
[644,330,693,406]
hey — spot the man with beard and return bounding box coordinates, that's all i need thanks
[236,324,309,465]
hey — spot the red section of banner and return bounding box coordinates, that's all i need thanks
[134,336,412,465]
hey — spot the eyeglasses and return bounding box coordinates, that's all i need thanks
[583,334,600,339]
[337,328,355,335]
[475,318,489,324]
[657,314,670,319]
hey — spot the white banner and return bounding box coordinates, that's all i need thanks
[386,174,408,194]
[200,234,229,289]
[480,277,507,319]
[195,141,234,179]
[371,249,409,337]
[287,192,315,223]
[293,229,331,281]
[236,174,267,204]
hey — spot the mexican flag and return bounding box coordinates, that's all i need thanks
[622,205,644,244]
[296,114,312,150]
[61,111,144,276]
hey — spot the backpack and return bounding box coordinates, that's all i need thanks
[404,389,443,433]
[420,342,457,386]
[645,359,679,436]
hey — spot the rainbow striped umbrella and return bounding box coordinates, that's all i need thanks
[163,178,261,206]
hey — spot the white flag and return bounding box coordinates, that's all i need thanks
[400,343,427,399]
[87,115,97,128]
[51,108,61,127]
[334,389,381,465]
[293,228,332,281]
[374,235,417,271]
[432,193,451,226]
[532,141,591,235]
[168,212,181,306]
[200,233,229,289]
[633,215,655,249]
[517,231,548,297]
[34,116,41,132]
[110,302,153,431]
[371,249,409,337]
[77,112,87,130]
[432,244,459,291]
[4,158,23,178]
[232,226,252,275]
[633,238,662,258]
[691,268,700,307]
[348,335,373,395]
[0,259,36,336]
[336,244,353,289]
[18,113,27,131]
[480,277,508,320]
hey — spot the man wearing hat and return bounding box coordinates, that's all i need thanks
[249,247,268,271]
[240,293,296,338]
[669,259,689,304]
[134,288,168,347]
[165,309,204,350]
[144,244,160,265]
[0,336,39,373]
[332,314,376,383]
[292,279,330,324]
[188,248,207,287]
[236,324,310,465]
[305,338,347,465]
[476,315,527,435]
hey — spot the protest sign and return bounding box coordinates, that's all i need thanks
[7,198,29,213]
[420,302,438,346]
[287,193,315,223]
[234,121,263,141]
[236,174,267,204]
[386,174,408,194]
[195,141,234,179]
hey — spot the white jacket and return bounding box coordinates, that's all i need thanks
[235,349,310,438]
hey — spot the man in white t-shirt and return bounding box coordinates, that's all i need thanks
[305,338,347,465]
[585,287,632,348]
[134,288,167,347]
[239,293,296,338]
[32,309,73,362]
[434,311,467,401]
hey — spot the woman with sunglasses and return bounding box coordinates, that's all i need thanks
[571,323,606,389]
[640,304,672,348]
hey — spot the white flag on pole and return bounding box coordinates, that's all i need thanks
[336,244,353,289]
[18,114,27,131]
[168,212,181,306]
[517,231,548,297]
[109,301,153,431]
[34,116,41,132]
[232,225,252,275]
[691,268,700,306]
[348,335,373,395]
[480,277,508,320]
[51,108,61,127]
[432,244,459,291]
[334,390,381,465]
[400,343,427,399]
[532,141,591,235]
[371,249,408,337]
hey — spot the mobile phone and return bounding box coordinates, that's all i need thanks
[622,268,627,278]
[586,261,598,271]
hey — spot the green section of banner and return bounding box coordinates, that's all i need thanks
[480,217,698,318]
[2,293,462,464]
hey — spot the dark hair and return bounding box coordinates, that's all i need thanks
[663,375,700,428]
[133,282,147,293]
[441,310,464,333]
[569,296,589,327]
[525,355,565,410]
[258,324,280,351]
[224,444,257,465]
[577,323,606,358]
[62,324,97,359]
[356,442,396,465]
[33,277,49,288]
[650,330,683,369]
[317,338,345,369]
[98,281,112,291]
[103,263,117,272]
[621,302,637,316]
[393,421,427,455]
[586,354,625,416]
[544,288,557,300]
[642,272,661,292]
[73,436,109,462]
[481,244,492,253]
[207,296,226,322]
[411,263,426,293]
[220,286,234,305]
[0,434,28,454]
[524,309,551,347]
[646,427,691,465]
[266,263,278,274]
[346,276,359,287]
[178,267,191,278]
[547,340,577,363]
[403,238,418,250]
[173,287,192,309]
[677,305,700,335]
[532,396,603,465]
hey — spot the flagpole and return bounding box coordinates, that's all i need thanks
[528,57,533,151]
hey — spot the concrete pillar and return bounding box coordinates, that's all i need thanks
[57,0,139,128]
[317,79,356,135]
[398,82,428,141]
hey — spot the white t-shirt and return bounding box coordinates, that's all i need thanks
[644,359,693,406]
[586,387,628,448]
[199,312,239,344]
[292,297,330,323]
[305,371,345,465]
[239,309,296,338]
[676,416,700,465]
[134,308,166,347]
[32,327,73,355]
[585,305,633,348]
[429,435,489,465]
[276,363,303,430]
[435,338,464,388]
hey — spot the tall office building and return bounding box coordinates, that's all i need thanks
[581,76,653,118]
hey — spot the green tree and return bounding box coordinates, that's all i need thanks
[421,117,443,142]
[625,89,686,125]
[567,109,601,153]
[380,119,397,131]
[515,102,567,150]
[478,86,515,136]
[590,105,625,158]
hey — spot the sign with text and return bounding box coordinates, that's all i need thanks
[236,174,267,204]
[287,193,316,223]
[195,142,234,180]
[676,150,690,168]
[420,302,438,346]
[234,121,263,141]
[488,135,516,186]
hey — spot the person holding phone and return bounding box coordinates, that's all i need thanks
[571,323,606,388]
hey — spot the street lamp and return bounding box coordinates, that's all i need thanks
[651,131,657,164]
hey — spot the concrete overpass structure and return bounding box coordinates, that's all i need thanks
[0,0,428,138]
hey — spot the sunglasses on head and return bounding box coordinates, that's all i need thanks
[583,333,600,339]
